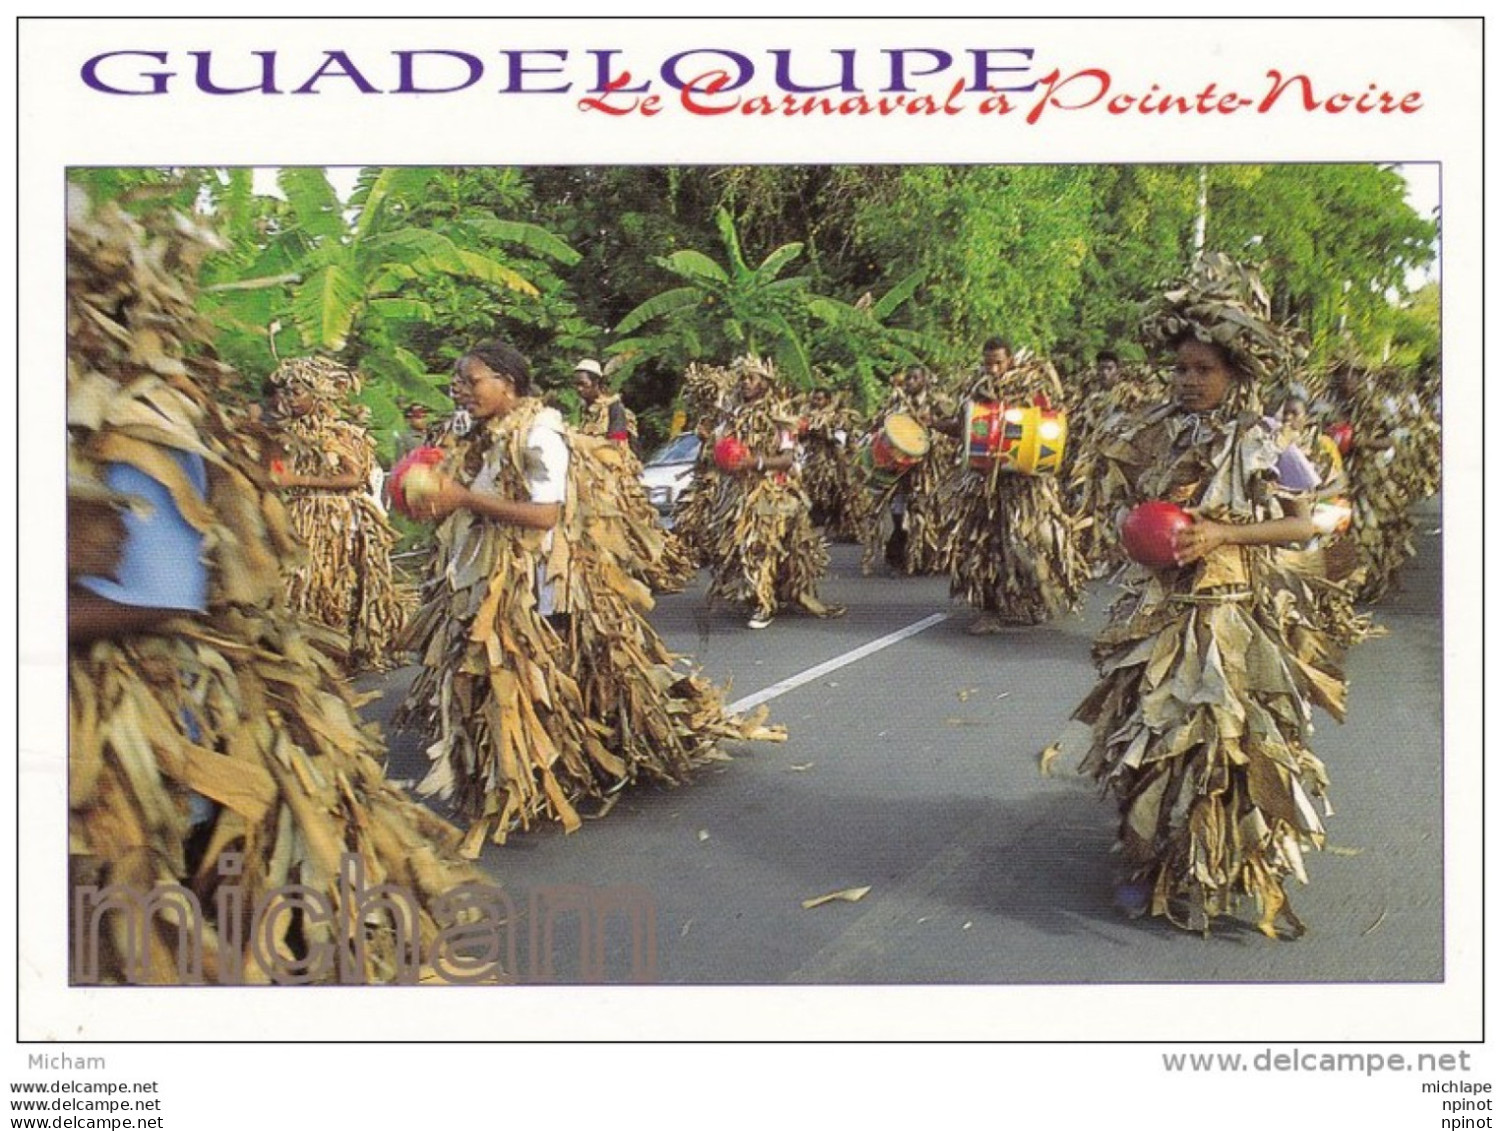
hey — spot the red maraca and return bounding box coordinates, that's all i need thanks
[389,445,447,519]
[1120,501,1194,570]
[1325,421,1354,457]
[713,436,751,473]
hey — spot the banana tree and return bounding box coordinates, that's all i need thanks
[612,207,817,385]
[805,269,936,411]
[204,166,580,440]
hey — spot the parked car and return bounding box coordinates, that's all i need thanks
[638,433,701,526]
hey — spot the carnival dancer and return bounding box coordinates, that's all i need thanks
[1314,358,1438,603]
[797,386,871,543]
[1067,351,1170,575]
[858,366,954,577]
[668,361,739,564]
[701,356,845,630]
[574,357,637,447]
[573,355,697,593]
[946,338,1087,632]
[1041,254,1350,939]
[265,356,406,672]
[398,342,778,853]
[67,189,477,984]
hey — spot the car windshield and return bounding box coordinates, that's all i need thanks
[646,434,701,466]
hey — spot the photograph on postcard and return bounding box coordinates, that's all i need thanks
[19,18,1481,1045]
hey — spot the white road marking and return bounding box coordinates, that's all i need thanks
[726,613,950,714]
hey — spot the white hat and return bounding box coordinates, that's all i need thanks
[574,358,604,378]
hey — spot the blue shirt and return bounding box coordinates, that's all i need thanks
[76,453,209,614]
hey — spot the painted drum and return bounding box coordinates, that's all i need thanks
[870,412,930,472]
[964,400,1067,475]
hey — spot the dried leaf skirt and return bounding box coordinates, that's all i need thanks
[69,615,476,984]
[705,476,831,617]
[400,525,775,855]
[947,468,1087,622]
[284,491,406,671]
[1051,553,1344,937]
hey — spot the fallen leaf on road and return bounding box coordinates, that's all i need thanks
[958,687,978,702]
[1325,845,1365,857]
[697,829,710,842]
[962,922,973,930]
[1362,907,1388,936]
[681,919,694,938]
[944,718,984,728]
[584,793,621,821]
[788,762,815,772]
[801,886,872,910]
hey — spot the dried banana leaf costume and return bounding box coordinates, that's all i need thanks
[859,382,960,577]
[400,398,777,854]
[702,359,835,621]
[1043,256,1348,938]
[797,392,872,543]
[1068,366,1170,573]
[579,391,698,594]
[67,193,476,984]
[668,362,738,563]
[946,359,1088,623]
[1318,361,1438,603]
[269,358,405,671]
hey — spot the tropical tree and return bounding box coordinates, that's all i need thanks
[612,206,818,383]
[200,166,581,439]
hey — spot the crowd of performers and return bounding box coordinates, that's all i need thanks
[66,190,1441,983]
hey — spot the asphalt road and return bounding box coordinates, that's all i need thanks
[364,498,1445,990]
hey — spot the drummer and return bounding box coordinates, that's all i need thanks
[859,365,949,576]
[947,335,1087,632]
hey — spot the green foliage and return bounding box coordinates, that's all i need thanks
[612,206,820,383]
[72,162,1439,454]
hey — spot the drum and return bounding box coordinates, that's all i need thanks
[870,413,930,473]
[964,400,1068,475]
[964,399,1004,470]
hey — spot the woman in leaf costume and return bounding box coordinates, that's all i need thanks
[701,356,845,630]
[398,342,777,854]
[1042,254,1349,938]
[265,356,406,672]
[67,189,477,985]
[946,339,1088,632]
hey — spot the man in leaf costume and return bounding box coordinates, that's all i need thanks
[795,386,871,544]
[67,188,477,985]
[574,357,637,446]
[398,342,778,855]
[1042,254,1351,939]
[1313,358,1440,603]
[700,356,845,630]
[265,356,406,672]
[1066,351,1170,575]
[574,356,697,594]
[946,339,1088,632]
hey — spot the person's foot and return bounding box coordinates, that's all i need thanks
[966,612,1005,635]
[1114,881,1152,919]
[796,593,846,618]
[747,610,775,630]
